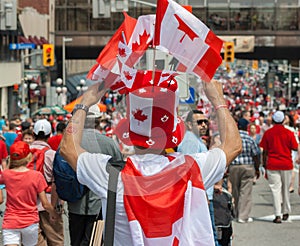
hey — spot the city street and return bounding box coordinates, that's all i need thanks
[232,171,300,246]
[0,171,299,245]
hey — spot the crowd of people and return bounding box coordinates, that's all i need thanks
[0,77,299,245]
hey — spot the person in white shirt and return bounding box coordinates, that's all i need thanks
[60,79,242,246]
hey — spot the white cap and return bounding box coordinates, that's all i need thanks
[272,111,285,123]
[33,119,52,135]
[87,104,103,119]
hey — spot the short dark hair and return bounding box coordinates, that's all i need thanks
[186,110,204,123]
[56,122,66,133]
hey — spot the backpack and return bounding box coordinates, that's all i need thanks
[52,149,88,202]
[27,146,52,193]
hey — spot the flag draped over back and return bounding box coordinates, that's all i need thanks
[154,0,223,82]
[121,154,214,245]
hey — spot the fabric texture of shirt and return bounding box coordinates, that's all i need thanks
[177,130,207,154]
[0,169,47,229]
[231,130,260,166]
[76,148,226,246]
[3,132,17,148]
[48,134,63,151]
[0,140,8,160]
[260,124,298,170]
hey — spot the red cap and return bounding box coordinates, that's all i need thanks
[10,141,31,160]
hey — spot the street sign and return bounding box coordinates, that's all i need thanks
[180,87,195,104]
[9,43,36,50]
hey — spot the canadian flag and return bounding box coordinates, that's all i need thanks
[121,155,214,245]
[87,14,155,89]
[87,13,136,84]
[154,0,223,82]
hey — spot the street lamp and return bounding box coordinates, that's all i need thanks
[62,37,73,87]
[56,78,68,106]
[76,79,88,95]
[24,76,38,117]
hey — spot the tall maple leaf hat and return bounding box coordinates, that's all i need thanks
[114,72,185,150]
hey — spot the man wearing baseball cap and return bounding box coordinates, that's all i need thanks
[61,78,242,245]
[31,119,64,244]
[260,110,300,223]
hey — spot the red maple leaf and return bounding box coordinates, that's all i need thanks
[132,30,150,51]
[123,71,133,81]
[119,48,127,57]
[132,109,148,124]
[174,14,198,43]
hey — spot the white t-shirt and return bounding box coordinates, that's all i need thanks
[77,148,226,246]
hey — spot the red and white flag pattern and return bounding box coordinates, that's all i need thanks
[87,14,155,90]
[154,0,223,82]
[121,155,214,245]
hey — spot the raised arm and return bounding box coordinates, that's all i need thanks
[202,79,242,166]
[60,82,106,171]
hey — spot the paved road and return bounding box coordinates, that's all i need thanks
[0,171,299,246]
[232,172,300,246]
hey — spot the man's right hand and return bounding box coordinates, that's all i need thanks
[80,82,106,108]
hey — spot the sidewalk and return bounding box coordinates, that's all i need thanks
[232,173,300,246]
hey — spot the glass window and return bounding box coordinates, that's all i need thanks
[189,0,205,7]
[230,8,252,30]
[207,0,228,7]
[255,8,276,30]
[207,8,229,31]
[277,0,299,7]
[277,8,298,30]
[193,7,207,24]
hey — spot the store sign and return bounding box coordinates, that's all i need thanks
[219,36,255,53]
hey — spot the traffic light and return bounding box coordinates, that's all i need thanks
[252,60,258,70]
[224,41,234,63]
[43,44,54,67]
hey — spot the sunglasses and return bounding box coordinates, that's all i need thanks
[196,119,209,125]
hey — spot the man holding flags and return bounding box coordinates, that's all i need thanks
[61,1,241,245]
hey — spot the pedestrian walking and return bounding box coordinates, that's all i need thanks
[60,78,242,245]
[0,141,58,246]
[260,111,300,223]
[229,118,260,223]
[31,119,64,245]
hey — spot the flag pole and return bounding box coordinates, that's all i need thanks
[151,22,156,91]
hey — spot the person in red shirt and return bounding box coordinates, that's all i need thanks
[0,141,58,246]
[48,122,66,151]
[260,111,300,224]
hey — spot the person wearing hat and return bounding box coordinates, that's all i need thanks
[260,110,300,223]
[66,103,123,246]
[60,78,242,245]
[0,141,58,246]
[31,119,65,245]
[229,118,260,223]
